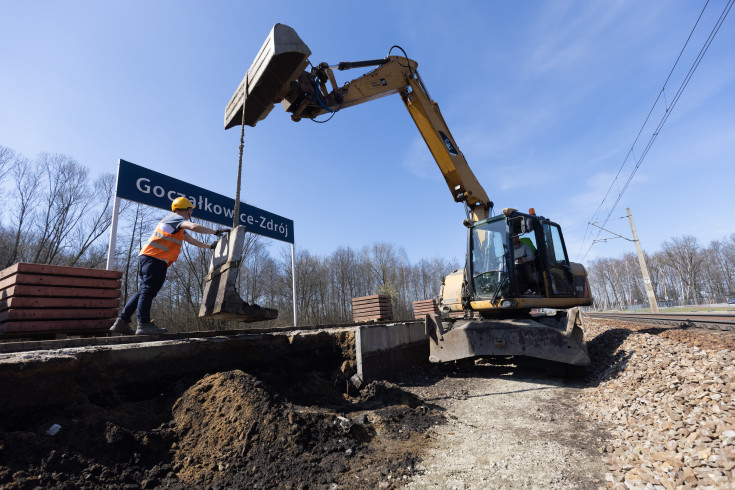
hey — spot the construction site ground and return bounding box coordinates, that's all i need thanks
[1,317,734,489]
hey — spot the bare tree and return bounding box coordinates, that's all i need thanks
[292,249,327,325]
[4,154,41,267]
[662,235,704,304]
[236,234,270,305]
[330,246,367,321]
[722,234,735,296]
[68,173,117,266]
[0,145,15,187]
[31,153,92,264]
[116,203,157,304]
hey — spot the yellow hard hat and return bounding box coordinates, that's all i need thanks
[171,197,194,211]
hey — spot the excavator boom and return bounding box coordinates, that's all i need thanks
[225,25,491,222]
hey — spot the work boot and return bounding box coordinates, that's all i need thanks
[109,317,134,336]
[135,322,168,335]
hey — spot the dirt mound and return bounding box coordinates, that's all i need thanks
[169,370,369,488]
[0,367,443,489]
[166,370,443,488]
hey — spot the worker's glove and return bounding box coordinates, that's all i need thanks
[214,228,231,237]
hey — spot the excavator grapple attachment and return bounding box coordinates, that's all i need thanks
[199,226,278,322]
[224,23,311,129]
[425,307,590,366]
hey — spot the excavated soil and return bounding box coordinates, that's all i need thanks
[1,319,733,488]
[0,357,441,490]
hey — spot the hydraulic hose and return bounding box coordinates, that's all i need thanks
[313,76,334,113]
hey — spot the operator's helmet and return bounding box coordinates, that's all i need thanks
[171,197,194,211]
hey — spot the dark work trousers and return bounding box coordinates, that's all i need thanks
[119,255,168,323]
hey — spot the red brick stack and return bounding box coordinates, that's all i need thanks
[0,263,122,335]
[412,299,439,319]
[352,294,393,322]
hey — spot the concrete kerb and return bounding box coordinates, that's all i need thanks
[0,322,432,417]
[0,331,348,417]
[353,321,429,388]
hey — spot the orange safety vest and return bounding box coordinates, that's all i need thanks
[139,214,185,266]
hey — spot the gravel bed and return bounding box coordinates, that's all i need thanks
[579,319,735,489]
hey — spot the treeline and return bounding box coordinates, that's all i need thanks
[586,234,735,310]
[0,145,459,330]
[4,144,730,324]
[154,232,459,330]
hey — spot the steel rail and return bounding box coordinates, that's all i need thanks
[585,312,735,332]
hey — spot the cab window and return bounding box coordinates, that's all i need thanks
[542,223,573,295]
[470,220,508,298]
[543,223,568,265]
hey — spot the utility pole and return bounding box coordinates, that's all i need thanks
[627,208,659,313]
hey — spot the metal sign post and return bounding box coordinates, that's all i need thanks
[291,242,297,327]
[105,196,121,271]
[105,162,123,271]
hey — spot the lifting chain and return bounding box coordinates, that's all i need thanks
[233,79,248,228]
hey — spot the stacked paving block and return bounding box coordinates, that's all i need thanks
[352,294,393,322]
[413,299,439,319]
[0,263,122,335]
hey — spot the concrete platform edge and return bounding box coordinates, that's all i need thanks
[355,321,428,386]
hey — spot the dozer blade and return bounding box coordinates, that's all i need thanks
[224,23,311,129]
[199,226,278,322]
[425,307,590,366]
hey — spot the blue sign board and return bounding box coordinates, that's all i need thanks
[116,159,294,244]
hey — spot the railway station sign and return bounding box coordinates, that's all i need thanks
[115,159,293,244]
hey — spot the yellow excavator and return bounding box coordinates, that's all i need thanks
[224,24,593,366]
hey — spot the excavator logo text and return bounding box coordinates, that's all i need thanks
[439,131,458,156]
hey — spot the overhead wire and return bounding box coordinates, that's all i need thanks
[576,0,733,262]
[576,0,710,260]
[608,0,733,213]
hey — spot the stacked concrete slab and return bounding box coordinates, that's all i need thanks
[0,263,122,335]
[352,294,393,322]
[412,299,438,319]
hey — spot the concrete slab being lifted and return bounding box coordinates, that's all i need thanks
[0,321,429,417]
[198,227,278,322]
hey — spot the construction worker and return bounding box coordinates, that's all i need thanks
[110,197,229,335]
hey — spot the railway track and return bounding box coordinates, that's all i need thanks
[585,311,735,332]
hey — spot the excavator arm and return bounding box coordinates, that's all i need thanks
[225,24,492,222]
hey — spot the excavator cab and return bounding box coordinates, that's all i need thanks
[441,208,590,318]
[465,210,580,311]
[429,209,593,367]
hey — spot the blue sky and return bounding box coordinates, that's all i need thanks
[1,1,733,267]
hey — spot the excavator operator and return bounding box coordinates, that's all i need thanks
[512,234,537,294]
